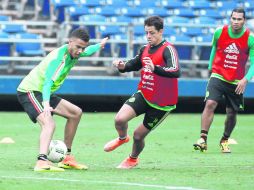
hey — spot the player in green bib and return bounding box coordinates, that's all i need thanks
[17,28,108,172]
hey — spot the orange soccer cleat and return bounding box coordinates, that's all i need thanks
[34,160,64,172]
[117,156,139,169]
[58,155,88,170]
[104,135,130,152]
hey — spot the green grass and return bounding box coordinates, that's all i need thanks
[0,112,254,190]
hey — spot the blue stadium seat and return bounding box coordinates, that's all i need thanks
[110,34,127,57]
[133,25,144,36]
[15,33,45,56]
[1,24,27,34]
[98,25,123,37]
[109,16,132,23]
[121,7,145,17]
[66,5,90,21]
[79,14,107,38]
[198,9,224,19]
[0,15,11,21]
[188,0,212,9]
[159,0,184,9]
[192,16,217,25]
[144,8,169,17]
[0,31,11,64]
[130,0,158,8]
[195,34,213,60]
[173,8,196,18]
[104,0,128,7]
[94,6,120,17]
[180,27,204,37]
[163,26,177,37]
[51,0,76,22]
[169,34,193,60]
[215,1,239,10]
[78,0,103,7]
[165,16,190,24]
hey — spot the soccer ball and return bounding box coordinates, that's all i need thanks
[47,140,67,163]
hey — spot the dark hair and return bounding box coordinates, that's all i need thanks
[70,28,90,42]
[144,16,164,31]
[231,8,246,19]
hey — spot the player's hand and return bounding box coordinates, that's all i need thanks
[235,78,248,94]
[143,57,155,71]
[42,101,53,117]
[100,37,109,49]
[113,59,125,70]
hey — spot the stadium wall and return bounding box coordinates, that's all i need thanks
[1,76,254,113]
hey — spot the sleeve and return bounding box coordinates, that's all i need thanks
[79,44,101,57]
[208,27,223,70]
[245,34,254,81]
[153,45,180,78]
[42,49,66,101]
[119,46,145,73]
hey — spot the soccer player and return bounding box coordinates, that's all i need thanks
[193,8,254,153]
[17,28,108,172]
[104,16,180,169]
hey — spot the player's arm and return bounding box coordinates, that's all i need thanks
[79,37,108,57]
[208,27,223,70]
[42,49,66,107]
[115,46,145,73]
[150,45,180,78]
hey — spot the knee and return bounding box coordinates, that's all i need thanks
[71,107,82,119]
[42,120,56,131]
[133,130,144,142]
[205,101,217,112]
[226,108,237,119]
[114,114,126,126]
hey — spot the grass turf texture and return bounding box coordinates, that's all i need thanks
[0,112,253,190]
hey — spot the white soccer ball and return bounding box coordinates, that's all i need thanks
[47,140,67,163]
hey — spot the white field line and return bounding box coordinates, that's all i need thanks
[1,176,206,190]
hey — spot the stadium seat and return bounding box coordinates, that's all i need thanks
[15,33,45,56]
[180,26,205,37]
[130,0,158,8]
[110,34,127,57]
[198,9,224,19]
[109,16,132,23]
[79,14,107,38]
[173,8,196,18]
[104,0,128,7]
[1,24,27,34]
[165,16,190,24]
[98,25,123,37]
[121,7,145,17]
[192,16,217,25]
[66,5,90,21]
[188,0,212,9]
[163,26,177,37]
[51,0,76,22]
[195,34,213,60]
[169,34,193,60]
[144,8,169,17]
[0,15,11,21]
[78,0,103,7]
[94,6,120,17]
[133,25,144,36]
[159,0,184,9]
[0,31,11,64]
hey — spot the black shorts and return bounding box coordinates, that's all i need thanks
[205,77,244,111]
[17,91,62,123]
[125,91,171,130]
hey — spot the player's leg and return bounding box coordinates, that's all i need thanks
[220,88,243,153]
[52,98,86,169]
[194,77,222,152]
[53,98,82,150]
[117,107,171,169]
[104,92,146,152]
[17,91,64,172]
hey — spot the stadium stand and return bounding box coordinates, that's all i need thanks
[0,0,253,79]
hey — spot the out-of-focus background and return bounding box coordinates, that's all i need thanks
[0,0,254,112]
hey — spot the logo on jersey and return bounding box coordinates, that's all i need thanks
[224,43,239,54]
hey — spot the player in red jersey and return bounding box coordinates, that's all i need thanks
[193,8,254,153]
[104,16,180,169]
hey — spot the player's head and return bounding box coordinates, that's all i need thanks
[230,8,246,33]
[68,28,90,58]
[144,16,164,46]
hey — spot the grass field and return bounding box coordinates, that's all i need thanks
[0,112,253,190]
